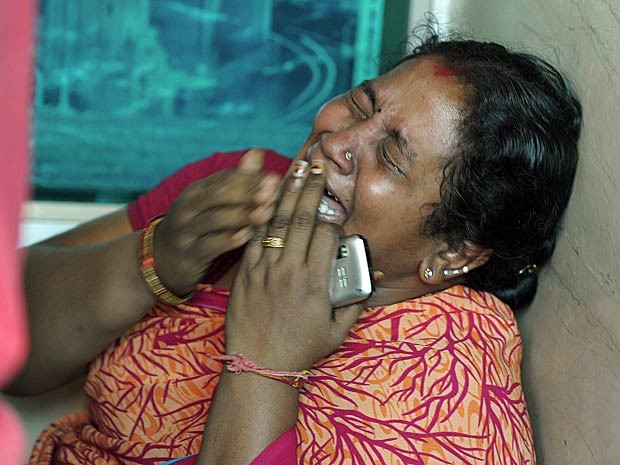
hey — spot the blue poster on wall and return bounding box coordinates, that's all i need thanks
[33,0,384,202]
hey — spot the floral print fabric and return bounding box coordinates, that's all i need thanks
[29,284,534,465]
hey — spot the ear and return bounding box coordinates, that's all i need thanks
[418,241,492,285]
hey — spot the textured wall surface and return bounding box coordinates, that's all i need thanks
[436,1,620,464]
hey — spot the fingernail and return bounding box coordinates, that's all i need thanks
[310,159,326,174]
[292,160,309,178]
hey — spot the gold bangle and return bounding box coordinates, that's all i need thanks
[140,217,192,305]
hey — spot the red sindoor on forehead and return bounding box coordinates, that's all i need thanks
[433,63,466,77]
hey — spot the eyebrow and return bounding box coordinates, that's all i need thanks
[360,80,417,163]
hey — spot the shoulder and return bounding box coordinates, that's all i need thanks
[354,285,518,342]
[298,287,534,463]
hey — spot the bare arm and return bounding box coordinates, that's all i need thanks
[8,150,280,396]
[196,160,361,464]
[198,372,298,465]
[8,208,160,394]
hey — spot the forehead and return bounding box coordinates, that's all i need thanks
[371,57,466,161]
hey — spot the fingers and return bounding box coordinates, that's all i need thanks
[282,161,329,262]
[253,174,281,208]
[235,149,280,215]
[239,157,332,275]
[239,222,269,271]
[261,159,312,253]
[188,201,275,237]
[236,148,265,174]
[168,150,280,254]
[182,171,278,214]
[180,150,279,214]
[240,158,327,269]
[189,225,255,259]
[306,221,341,273]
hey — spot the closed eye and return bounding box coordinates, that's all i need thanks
[380,131,407,177]
[380,143,405,176]
[348,91,371,119]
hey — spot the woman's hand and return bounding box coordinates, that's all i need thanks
[152,149,280,297]
[225,159,364,372]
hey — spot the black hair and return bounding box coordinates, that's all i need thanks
[395,30,582,309]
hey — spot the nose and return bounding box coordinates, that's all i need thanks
[317,131,355,175]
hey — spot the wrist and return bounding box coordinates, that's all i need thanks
[225,339,316,373]
[139,217,193,305]
[219,369,301,398]
[90,232,159,334]
[212,353,312,389]
[199,370,299,465]
[216,369,300,435]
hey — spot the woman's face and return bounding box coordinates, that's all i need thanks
[297,57,466,290]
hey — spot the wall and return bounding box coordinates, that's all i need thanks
[428,1,620,464]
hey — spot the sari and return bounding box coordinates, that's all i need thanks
[29,283,535,464]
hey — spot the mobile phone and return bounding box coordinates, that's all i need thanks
[330,234,374,308]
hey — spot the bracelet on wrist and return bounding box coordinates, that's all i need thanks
[209,353,312,389]
[140,216,193,305]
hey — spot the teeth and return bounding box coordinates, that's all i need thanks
[326,189,338,202]
[318,198,338,216]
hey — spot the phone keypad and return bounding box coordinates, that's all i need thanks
[337,266,348,287]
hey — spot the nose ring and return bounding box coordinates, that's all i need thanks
[345,151,352,161]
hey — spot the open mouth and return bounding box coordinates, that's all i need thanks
[317,188,347,223]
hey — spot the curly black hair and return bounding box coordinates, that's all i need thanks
[394,31,582,309]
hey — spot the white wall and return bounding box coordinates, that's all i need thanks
[20,201,121,246]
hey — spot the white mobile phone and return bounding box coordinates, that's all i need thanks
[329,235,374,308]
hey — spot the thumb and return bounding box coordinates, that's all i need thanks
[237,148,265,174]
[331,302,364,344]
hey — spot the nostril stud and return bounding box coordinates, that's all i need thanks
[345,151,352,161]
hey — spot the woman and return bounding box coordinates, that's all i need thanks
[13,34,581,465]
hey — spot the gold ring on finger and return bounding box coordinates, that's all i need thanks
[262,236,285,248]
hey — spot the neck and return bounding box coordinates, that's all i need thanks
[364,279,454,308]
[217,259,454,309]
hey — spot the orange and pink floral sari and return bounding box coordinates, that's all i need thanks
[29,283,535,465]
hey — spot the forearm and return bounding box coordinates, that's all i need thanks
[197,372,299,465]
[7,232,157,394]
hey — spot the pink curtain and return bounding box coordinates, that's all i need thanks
[0,0,34,463]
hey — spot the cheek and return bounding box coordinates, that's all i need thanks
[347,177,422,247]
[345,176,434,271]
[355,177,418,225]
